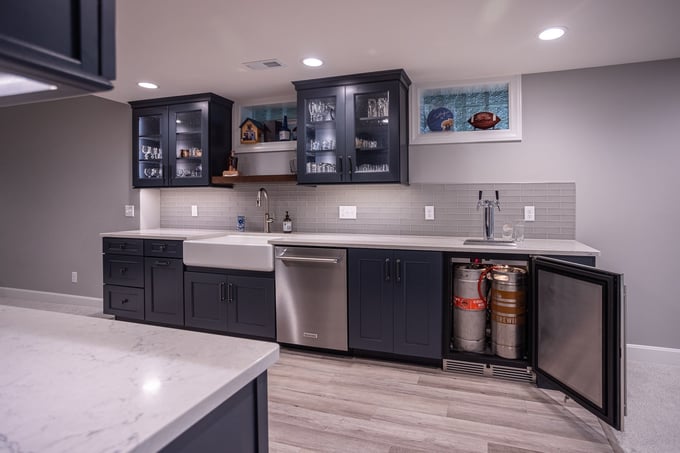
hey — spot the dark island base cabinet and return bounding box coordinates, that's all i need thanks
[184,271,276,340]
[161,372,269,453]
[348,249,443,360]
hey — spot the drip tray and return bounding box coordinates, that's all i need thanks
[463,238,517,247]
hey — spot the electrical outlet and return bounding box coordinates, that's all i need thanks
[425,205,435,220]
[191,205,198,217]
[124,205,135,217]
[71,272,78,283]
[524,206,535,222]
[339,205,357,219]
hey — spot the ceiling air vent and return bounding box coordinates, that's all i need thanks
[242,59,286,70]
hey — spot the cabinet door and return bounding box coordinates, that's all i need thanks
[393,251,443,359]
[184,272,229,332]
[133,106,168,187]
[169,102,210,186]
[346,81,402,183]
[144,257,184,326]
[296,86,346,184]
[531,256,624,430]
[226,275,276,340]
[348,249,394,353]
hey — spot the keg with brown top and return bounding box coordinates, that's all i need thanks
[490,266,527,359]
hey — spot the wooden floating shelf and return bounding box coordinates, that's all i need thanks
[211,174,297,187]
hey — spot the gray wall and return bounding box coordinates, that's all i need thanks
[0,96,137,297]
[411,59,680,349]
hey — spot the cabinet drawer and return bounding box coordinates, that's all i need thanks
[103,255,144,287]
[103,285,144,320]
[145,239,183,258]
[102,238,144,255]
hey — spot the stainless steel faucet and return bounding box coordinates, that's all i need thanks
[256,187,275,233]
[477,190,501,240]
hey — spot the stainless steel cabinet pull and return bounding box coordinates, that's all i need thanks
[385,258,391,281]
[227,283,234,303]
[120,267,128,274]
[338,156,343,173]
[276,256,340,264]
[159,244,167,252]
[121,298,129,304]
[118,244,126,250]
[154,260,169,266]
[219,282,226,301]
[348,156,353,176]
[395,258,401,283]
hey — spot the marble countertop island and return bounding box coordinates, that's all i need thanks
[0,305,279,452]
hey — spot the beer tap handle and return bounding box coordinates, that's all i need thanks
[476,190,483,209]
[495,190,501,211]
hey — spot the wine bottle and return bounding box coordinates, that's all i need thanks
[279,115,291,141]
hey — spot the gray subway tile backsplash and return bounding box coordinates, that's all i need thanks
[159,182,576,239]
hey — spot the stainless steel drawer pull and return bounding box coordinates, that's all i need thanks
[121,298,129,304]
[276,256,340,264]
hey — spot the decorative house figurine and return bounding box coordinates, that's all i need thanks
[239,118,264,144]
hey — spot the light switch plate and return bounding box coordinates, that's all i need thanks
[425,205,435,220]
[191,205,198,217]
[124,205,135,217]
[339,205,357,219]
[71,272,78,283]
[524,206,535,222]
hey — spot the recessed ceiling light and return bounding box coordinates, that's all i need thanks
[539,27,566,41]
[137,81,158,89]
[302,57,323,67]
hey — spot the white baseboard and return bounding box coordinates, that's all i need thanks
[627,344,680,366]
[0,287,102,308]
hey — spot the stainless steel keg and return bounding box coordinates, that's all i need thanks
[453,264,489,353]
[490,266,527,359]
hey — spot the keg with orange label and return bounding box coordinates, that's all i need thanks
[490,266,527,359]
[452,264,490,353]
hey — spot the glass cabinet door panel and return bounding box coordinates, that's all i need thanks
[137,113,164,182]
[169,102,208,186]
[353,90,391,175]
[303,96,338,176]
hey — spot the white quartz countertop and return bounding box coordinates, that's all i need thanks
[0,305,279,453]
[101,229,599,256]
[100,228,229,240]
[268,233,600,256]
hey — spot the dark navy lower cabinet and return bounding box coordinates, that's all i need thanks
[184,271,276,340]
[349,249,443,360]
[145,257,184,326]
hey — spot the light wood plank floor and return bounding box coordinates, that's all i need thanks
[268,349,615,453]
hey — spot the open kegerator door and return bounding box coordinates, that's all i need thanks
[531,256,626,431]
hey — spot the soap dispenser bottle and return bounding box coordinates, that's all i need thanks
[282,211,293,233]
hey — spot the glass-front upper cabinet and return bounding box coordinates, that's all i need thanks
[293,70,410,185]
[296,86,345,183]
[134,107,168,187]
[130,94,232,188]
[348,82,401,183]
[169,102,209,186]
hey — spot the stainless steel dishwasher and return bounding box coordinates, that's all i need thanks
[274,246,347,351]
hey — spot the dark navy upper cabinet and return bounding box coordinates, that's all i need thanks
[0,0,115,107]
[349,249,443,360]
[130,94,233,188]
[293,69,411,185]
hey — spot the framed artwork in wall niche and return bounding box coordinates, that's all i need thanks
[409,75,522,144]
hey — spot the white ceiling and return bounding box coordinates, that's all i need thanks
[98,0,680,105]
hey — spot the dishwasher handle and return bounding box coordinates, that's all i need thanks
[276,255,341,264]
